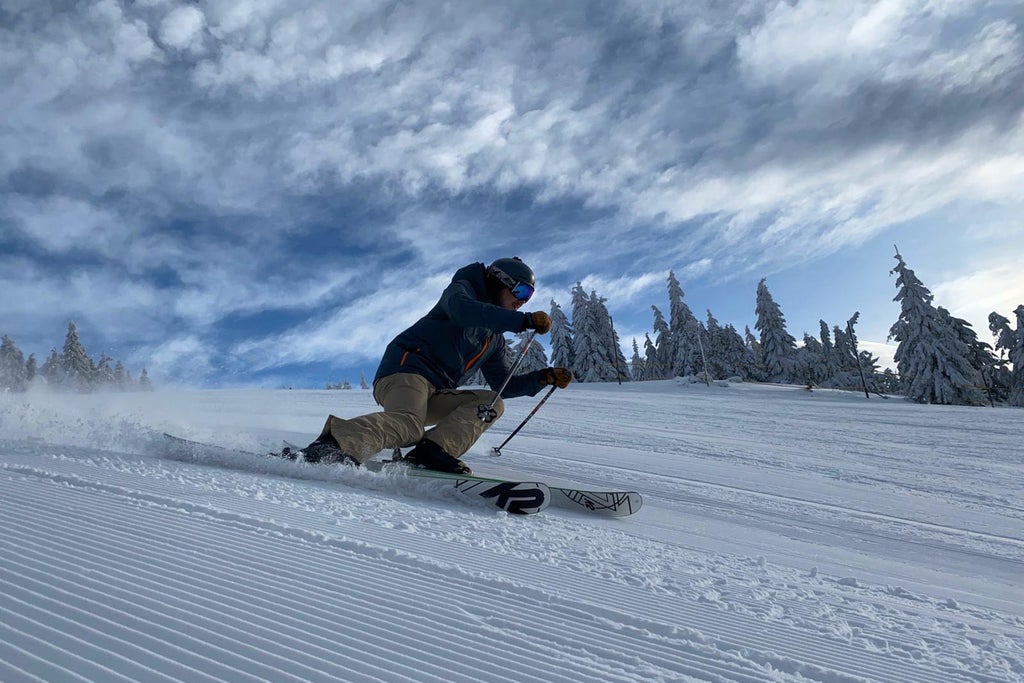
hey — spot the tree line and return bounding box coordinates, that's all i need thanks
[0,321,153,393]
[516,250,1022,407]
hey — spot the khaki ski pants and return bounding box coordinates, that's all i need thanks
[318,373,504,463]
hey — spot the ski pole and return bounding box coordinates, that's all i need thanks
[490,384,557,456]
[478,331,537,423]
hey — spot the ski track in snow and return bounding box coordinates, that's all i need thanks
[1,382,1023,682]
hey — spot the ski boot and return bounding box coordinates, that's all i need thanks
[402,439,472,474]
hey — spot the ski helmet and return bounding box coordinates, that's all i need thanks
[487,257,536,302]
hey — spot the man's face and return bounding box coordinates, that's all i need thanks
[499,286,525,311]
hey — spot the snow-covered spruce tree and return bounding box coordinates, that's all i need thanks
[570,283,598,381]
[588,290,629,382]
[719,323,753,380]
[650,305,672,379]
[114,361,128,389]
[61,321,95,392]
[95,354,116,389]
[744,326,765,381]
[988,311,1017,402]
[667,271,702,376]
[703,311,727,380]
[360,372,370,389]
[0,335,28,392]
[940,307,998,403]
[818,320,839,384]
[643,333,658,380]
[138,368,153,391]
[755,279,797,383]
[630,338,646,381]
[844,313,881,396]
[41,349,64,387]
[572,284,628,382]
[548,299,574,371]
[888,252,984,405]
[1011,305,1024,407]
[989,305,1024,406]
[795,333,825,386]
[512,331,549,374]
[25,353,37,385]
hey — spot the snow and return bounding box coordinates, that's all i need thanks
[1,380,1022,683]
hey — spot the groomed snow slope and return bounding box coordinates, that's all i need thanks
[1,380,1022,682]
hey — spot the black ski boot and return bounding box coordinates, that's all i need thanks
[300,436,361,466]
[403,439,472,474]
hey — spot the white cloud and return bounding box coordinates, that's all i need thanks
[860,340,898,371]
[889,20,1023,92]
[932,263,1024,335]
[159,5,206,51]
[142,335,216,386]
[2,0,1022,385]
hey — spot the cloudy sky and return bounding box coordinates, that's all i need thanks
[2,0,1022,388]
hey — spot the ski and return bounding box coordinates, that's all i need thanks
[162,434,642,517]
[294,442,643,517]
[548,488,643,517]
[368,464,641,517]
[162,433,549,515]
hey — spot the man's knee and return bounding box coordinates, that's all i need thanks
[390,412,426,445]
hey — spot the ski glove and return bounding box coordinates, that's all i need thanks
[523,311,552,334]
[539,367,573,388]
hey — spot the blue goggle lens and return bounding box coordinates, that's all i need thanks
[511,281,535,302]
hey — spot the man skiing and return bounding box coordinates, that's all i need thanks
[298,257,573,474]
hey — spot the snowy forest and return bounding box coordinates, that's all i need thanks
[0,321,153,393]
[485,250,1023,408]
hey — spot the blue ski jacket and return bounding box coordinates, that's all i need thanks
[374,262,544,398]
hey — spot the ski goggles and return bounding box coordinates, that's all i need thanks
[492,269,535,302]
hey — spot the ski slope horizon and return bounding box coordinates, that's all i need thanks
[1,380,1022,682]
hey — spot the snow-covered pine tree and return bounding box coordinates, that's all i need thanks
[41,349,64,386]
[571,284,627,382]
[95,354,116,389]
[888,251,984,405]
[819,320,838,384]
[548,299,574,371]
[138,368,153,391]
[360,372,370,390]
[719,323,753,380]
[591,292,629,382]
[512,331,549,374]
[61,322,95,392]
[989,306,1024,406]
[0,335,28,392]
[988,311,1016,402]
[650,305,672,379]
[744,326,765,381]
[795,334,824,386]
[755,279,797,383]
[630,338,646,381]
[703,311,726,380]
[940,307,998,404]
[1010,305,1024,407]
[643,333,658,381]
[570,284,600,382]
[844,312,879,397]
[114,361,127,389]
[25,353,37,385]
[667,271,701,376]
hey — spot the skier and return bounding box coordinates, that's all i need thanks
[298,257,573,473]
